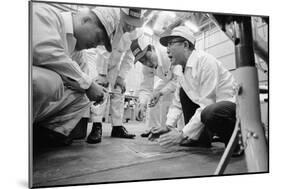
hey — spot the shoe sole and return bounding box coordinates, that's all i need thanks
[111,135,136,139]
[140,134,149,137]
[86,139,102,144]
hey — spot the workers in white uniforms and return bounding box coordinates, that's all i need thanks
[130,34,184,137]
[86,7,145,143]
[32,3,114,147]
[154,26,242,155]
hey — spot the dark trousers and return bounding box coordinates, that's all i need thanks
[179,88,236,146]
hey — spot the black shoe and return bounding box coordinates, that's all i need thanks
[180,128,212,148]
[87,122,102,144]
[140,130,151,137]
[33,127,73,148]
[180,138,212,148]
[68,118,88,140]
[111,126,136,139]
[232,144,244,157]
[48,129,74,146]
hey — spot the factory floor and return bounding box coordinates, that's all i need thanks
[32,121,247,188]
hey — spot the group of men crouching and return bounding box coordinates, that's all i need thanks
[32,2,243,156]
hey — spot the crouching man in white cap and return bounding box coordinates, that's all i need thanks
[32,2,113,147]
[130,33,184,138]
[156,26,243,156]
[86,7,144,144]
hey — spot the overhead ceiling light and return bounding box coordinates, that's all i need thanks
[184,20,200,33]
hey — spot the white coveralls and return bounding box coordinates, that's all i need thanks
[88,10,141,126]
[138,39,184,130]
[32,3,92,136]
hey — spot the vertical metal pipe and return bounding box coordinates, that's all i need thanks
[234,17,268,172]
[234,17,256,67]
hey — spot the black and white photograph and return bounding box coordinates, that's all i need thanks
[28,0,269,188]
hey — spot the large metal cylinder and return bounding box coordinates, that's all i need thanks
[236,67,268,172]
[234,17,268,172]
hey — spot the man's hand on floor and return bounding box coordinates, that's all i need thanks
[159,128,185,148]
[148,126,170,141]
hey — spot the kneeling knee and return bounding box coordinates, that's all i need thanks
[201,105,219,124]
[33,67,64,101]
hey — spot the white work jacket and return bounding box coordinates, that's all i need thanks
[94,11,141,82]
[32,3,92,91]
[166,50,236,140]
[138,40,177,105]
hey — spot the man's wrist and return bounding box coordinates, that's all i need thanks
[166,125,176,131]
[179,130,187,140]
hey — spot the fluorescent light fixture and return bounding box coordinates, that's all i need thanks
[184,20,200,33]
[143,26,154,36]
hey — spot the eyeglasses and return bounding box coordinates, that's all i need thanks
[167,39,186,47]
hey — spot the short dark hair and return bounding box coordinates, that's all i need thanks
[91,11,105,32]
[174,36,195,50]
[91,11,112,52]
[179,37,195,50]
[187,41,195,50]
